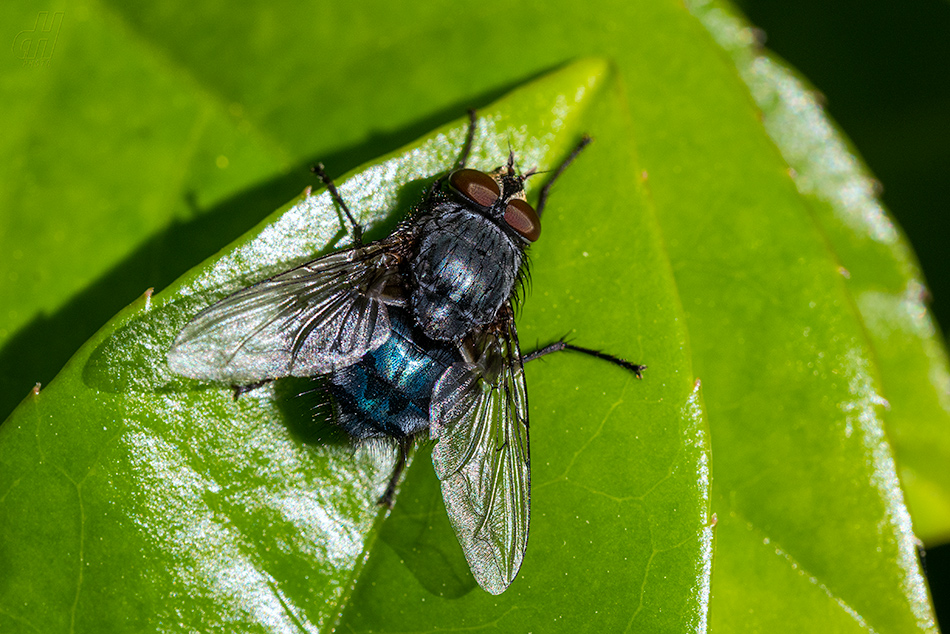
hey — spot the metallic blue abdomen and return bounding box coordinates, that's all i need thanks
[327,308,460,440]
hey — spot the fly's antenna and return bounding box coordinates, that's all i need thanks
[536,135,592,218]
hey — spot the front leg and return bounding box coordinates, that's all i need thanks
[523,338,646,378]
[311,163,364,246]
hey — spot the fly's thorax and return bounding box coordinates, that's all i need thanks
[410,202,525,341]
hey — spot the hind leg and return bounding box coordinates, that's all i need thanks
[377,439,413,508]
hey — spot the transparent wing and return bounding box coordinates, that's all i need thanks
[167,244,399,384]
[430,310,529,595]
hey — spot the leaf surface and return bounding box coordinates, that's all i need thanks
[1,1,943,632]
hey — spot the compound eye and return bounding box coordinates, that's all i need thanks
[504,198,541,242]
[449,169,500,207]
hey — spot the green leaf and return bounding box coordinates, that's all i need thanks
[2,0,945,632]
[1,60,712,632]
[631,3,940,631]
[691,0,950,548]
[338,69,711,633]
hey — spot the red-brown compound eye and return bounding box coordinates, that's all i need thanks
[449,169,501,207]
[504,198,541,242]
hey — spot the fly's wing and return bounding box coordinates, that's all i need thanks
[167,244,399,384]
[430,309,529,595]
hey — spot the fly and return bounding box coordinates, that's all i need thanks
[167,111,646,595]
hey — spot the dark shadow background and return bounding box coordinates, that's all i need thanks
[736,0,950,626]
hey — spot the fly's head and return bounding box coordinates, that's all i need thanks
[446,154,541,245]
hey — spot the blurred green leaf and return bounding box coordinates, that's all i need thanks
[1,0,945,632]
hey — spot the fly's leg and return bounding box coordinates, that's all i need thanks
[535,135,593,218]
[311,163,364,246]
[523,338,646,378]
[426,109,478,199]
[378,439,413,508]
[231,378,275,400]
[454,109,478,170]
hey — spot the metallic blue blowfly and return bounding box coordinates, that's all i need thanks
[167,111,646,594]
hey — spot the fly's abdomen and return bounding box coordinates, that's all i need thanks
[411,206,521,340]
[327,308,460,440]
